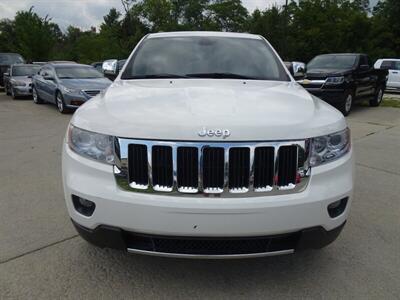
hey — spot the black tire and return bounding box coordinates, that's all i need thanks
[32,87,44,104]
[56,91,71,114]
[338,90,354,116]
[369,86,384,107]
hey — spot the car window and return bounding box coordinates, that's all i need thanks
[55,66,103,79]
[307,54,357,70]
[359,55,368,67]
[393,61,400,70]
[12,66,41,76]
[380,60,393,69]
[122,36,289,81]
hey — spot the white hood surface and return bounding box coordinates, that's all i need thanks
[71,79,346,141]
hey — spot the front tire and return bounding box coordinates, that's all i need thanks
[32,87,43,104]
[338,91,353,116]
[56,91,71,114]
[5,84,10,96]
[369,86,384,107]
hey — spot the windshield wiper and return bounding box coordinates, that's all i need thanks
[185,72,260,80]
[123,73,190,79]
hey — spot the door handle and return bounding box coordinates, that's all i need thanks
[392,71,398,74]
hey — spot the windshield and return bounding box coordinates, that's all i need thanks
[0,54,25,65]
[12,65,40,76]
[307,55,357,70]
[122,36,289,81]
[55,66,103,79]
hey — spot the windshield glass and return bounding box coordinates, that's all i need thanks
[12,65,40,76]
[122,36,289,81]
[0,54,24,65]
[307,55,357,70]
[55,66,103,79]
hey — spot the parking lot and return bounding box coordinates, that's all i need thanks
[0,92,399,299]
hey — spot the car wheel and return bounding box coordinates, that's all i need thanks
[369,86,384,107]
[56,91,71,114]
[5,84,10,96]
[338,91,353,116]
[32,87,43,104]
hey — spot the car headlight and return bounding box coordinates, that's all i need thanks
[61,86,79,94]
[68,125,114,164]
[11,80,26,86]
[325,76,345,85]
[310,128,350,166]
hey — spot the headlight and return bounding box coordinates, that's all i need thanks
[68,125,114,164]
[325,76,345,85]
[61,86,79,94]
[11,80,25,86]
[310,128,350,166]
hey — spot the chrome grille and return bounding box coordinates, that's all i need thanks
[114,138,311,197]
[83,90,101,98]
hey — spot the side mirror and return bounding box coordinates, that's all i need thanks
[359,64,370,71]
[102,59,118,76]
[289,61,306,80]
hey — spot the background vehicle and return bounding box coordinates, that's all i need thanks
[91,61,103,73]
[102,59,127,81]
[32,63,112,113]
[4,64,40,99]
[63,32,353,258]
[0,53,25,88]
[374,58,400,92]
[299,53,388,116]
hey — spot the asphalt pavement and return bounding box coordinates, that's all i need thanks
[0,93,399,299]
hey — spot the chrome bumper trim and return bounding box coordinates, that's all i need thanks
[127,248,294,259]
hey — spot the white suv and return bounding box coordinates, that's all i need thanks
[374,58,400,91]
[62,32,354,258]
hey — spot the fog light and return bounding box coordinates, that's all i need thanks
[72,195,96,216]
[70,100,84,106]
[327,197,348,218]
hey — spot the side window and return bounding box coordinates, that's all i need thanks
[393,61,400,70]
[380,61,394,70]
[359,55,368,67]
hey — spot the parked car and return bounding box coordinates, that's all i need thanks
[32,63,112,113]
[4,64,41,99]
[0,53,25,88]
[374,58,400,92]
[299,53,388,116]
[63,32,353,258]
[91,61,103,73]
[102,59,127,81]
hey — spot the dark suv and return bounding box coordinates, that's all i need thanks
[0,53,25,88]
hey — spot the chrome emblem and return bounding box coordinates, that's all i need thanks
[198,127,231,138]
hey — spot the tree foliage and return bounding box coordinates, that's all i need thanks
[0,0,398,64]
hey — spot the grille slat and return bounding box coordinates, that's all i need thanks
[152,146,173,190]
[229,148,250,191]
[278,146,298,187]
[128,144,148,188]
[122,141,306,195]
[254,147,275,190]
[177,147,198,191]
[203,148,225,192]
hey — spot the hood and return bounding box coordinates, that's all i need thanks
[306,68,353,79]
[59,77,111,90]
[71,79,346,141]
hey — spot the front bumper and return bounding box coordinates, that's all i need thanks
[62,142,354,257]
[13,86,33,96]
[63,93,89,108]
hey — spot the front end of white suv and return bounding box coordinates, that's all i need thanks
[62,32,354,258]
